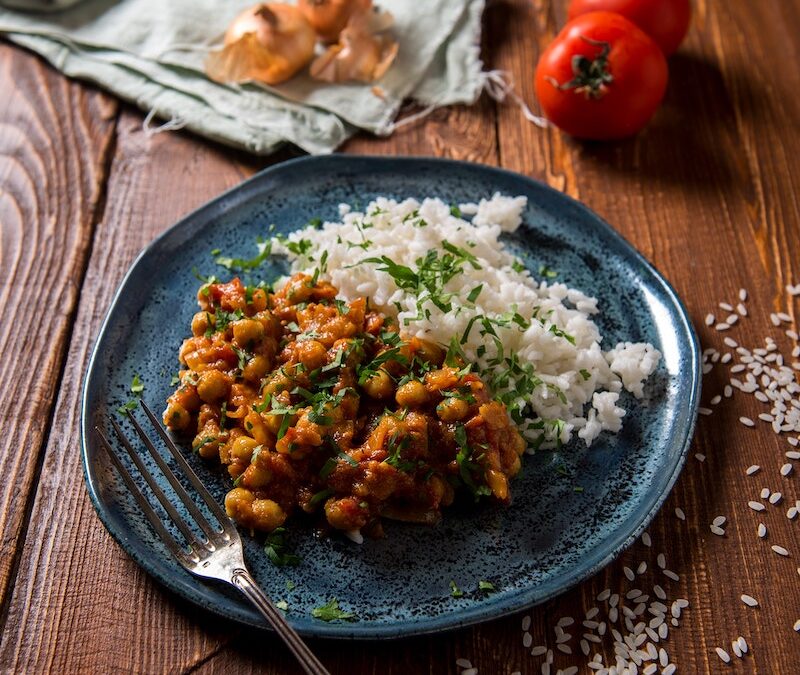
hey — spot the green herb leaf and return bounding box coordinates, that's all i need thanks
[539,264,558,278]
[116,400,138,415]
[264,527,301,567]
[311,598,355,622]
[449,580,464,598]
[285,580,296,591]
[478,580,496,593]
[130,374,144,395]
[449,204,462,218]
[215,236,273,271]
[275,600,289,611]
[308,488,334,507]
[466,284,483,304]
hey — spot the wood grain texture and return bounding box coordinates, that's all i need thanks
[0,42,117,611]
[489,0,800,673]
[0,110,267,673]
[3,0,800,672]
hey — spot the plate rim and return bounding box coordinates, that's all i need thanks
[81,154,701,639]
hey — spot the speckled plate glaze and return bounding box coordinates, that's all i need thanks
[81,156,700,639]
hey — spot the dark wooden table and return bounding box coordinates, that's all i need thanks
[2,1,800,672]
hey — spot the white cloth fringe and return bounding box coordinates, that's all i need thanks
[480,69,548,128]
[143,108,188,136]
[386,69,547,133]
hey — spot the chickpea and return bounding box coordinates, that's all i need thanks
[296,339,327,371]
[428,474,447,504]
[436,396,469,422]
[242,354,271,383]
[232,318,264,349]
[196,369,232,403]
[241,462,272,488]
[324,497,368,531]
[395,380,429,408]
[251,498,287,531]
[486,469,509,501]
[253,310,282,340]
[249,287,268,312]
[224,487,254,522]
[230,436,260,462]
[361,369,393,400]
[163,403,190,430]
[415,339,444,365]
[191,311,212,337]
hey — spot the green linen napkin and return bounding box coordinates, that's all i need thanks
[0,0,485,154]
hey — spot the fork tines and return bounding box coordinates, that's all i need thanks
[95,400,239,563]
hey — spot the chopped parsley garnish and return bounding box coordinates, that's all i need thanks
[580,369,591,381]
[511,259,526,273]
[478,580,496,593]
[449,580,464,598]
[117,374,145,415]
[384,432,415,472]
[356,243,482,323]
[169,374,181,386]
[454,424,491,501]
[264,527,301,567]
[275,600,289,611]
[307,217,322,229]
[116,400,138,415]
[193,436,217,453]
[205,308,244,337]
[286,238,313,256]
[449,204,462,218]
[539,264,558,278]
[311,598,355,622]
[130,374,144,395]
[308,488,335,507]
[285,580,296,591]
[214,236,273,271]
[232,345,251,373]
[219,401,228,431]
[466,284,483,304]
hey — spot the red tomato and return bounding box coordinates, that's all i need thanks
[534,12,668,140]
[568,0,691,55]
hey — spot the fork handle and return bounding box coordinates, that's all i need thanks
[231,569,331,675]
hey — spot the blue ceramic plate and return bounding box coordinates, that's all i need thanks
[81,156,700,639]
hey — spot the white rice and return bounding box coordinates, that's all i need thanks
[276,194,660,449]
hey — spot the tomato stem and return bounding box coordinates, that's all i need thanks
[545,36,613,99]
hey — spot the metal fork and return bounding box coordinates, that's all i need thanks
[95,400,330,675]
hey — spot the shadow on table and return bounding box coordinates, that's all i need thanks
[568,51,772,195]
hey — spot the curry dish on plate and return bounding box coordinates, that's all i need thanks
[164,272,525,537]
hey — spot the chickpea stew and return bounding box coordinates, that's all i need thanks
[163,273,526,538]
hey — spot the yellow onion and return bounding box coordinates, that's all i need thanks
[206,4,316,86]
[298,0,371,43]
[310,9,398,83]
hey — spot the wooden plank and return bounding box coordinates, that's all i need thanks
[486,0,800,673]
[0,108,268,673]
[0,43,117,610]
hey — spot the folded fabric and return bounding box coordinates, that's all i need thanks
[0,0,486,155]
